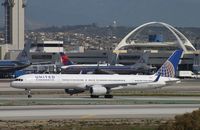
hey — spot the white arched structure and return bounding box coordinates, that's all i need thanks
[114,22,196,52]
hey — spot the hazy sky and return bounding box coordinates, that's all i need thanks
[0,0,200,28]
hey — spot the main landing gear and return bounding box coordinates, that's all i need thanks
[90,95,99,98]
[104,95,113,98]
[25,88,32,98]
[90,94,113,98]
[104,89,113,98]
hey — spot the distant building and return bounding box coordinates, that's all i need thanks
[1,0,25,60]
[66,22,200,73]
[29,41,64,53]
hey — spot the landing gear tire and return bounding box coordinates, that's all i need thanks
[104,95,113,98]
[28,95,32,98]
[90,95,99,98]
[25,88,32,98]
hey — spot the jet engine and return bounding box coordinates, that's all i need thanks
[89,85,107,95]
[65,88,84,95]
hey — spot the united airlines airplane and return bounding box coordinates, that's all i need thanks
[11,50,183,98]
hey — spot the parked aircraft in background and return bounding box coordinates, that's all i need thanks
[0,53,31,77]
[0,60,31,73]
[11,50,183,98]
[60,52,156,74]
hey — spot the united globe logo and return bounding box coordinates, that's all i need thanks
[157,61,175,77]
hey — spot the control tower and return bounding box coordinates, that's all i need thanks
[1,0,25,59]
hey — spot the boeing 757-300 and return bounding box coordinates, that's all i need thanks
[11,50,183,98]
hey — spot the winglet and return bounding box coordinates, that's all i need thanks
[79,70,83,74]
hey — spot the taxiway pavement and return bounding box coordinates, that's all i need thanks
[0,104,199,120]
[0,79,199,120]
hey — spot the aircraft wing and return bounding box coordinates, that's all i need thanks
[103,83,137,88]
[86,74,160,89]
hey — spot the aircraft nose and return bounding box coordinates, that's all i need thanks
[10,81,15,87]
[10,81,20,88]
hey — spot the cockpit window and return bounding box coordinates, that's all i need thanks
[15,79,23,81]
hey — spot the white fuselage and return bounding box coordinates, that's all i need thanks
[11,74,154,89]
[118,76,180,90]
[61,63,124,69]
[11,74,179,90]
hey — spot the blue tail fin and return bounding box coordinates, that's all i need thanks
[155,50,183,77]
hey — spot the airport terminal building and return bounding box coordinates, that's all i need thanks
[23,22,200,75]
[1,1,199,77]
[64,22,200,74]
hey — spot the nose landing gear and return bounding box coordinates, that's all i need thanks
[25,88,32,98]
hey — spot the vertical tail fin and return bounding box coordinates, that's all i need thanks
[155,50,183,77]
[137,52,149,63]
[60,52,74,65]
[15,50,32,65]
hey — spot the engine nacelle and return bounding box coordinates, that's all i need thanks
[65,88,84,95]
[89,85,107,95]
